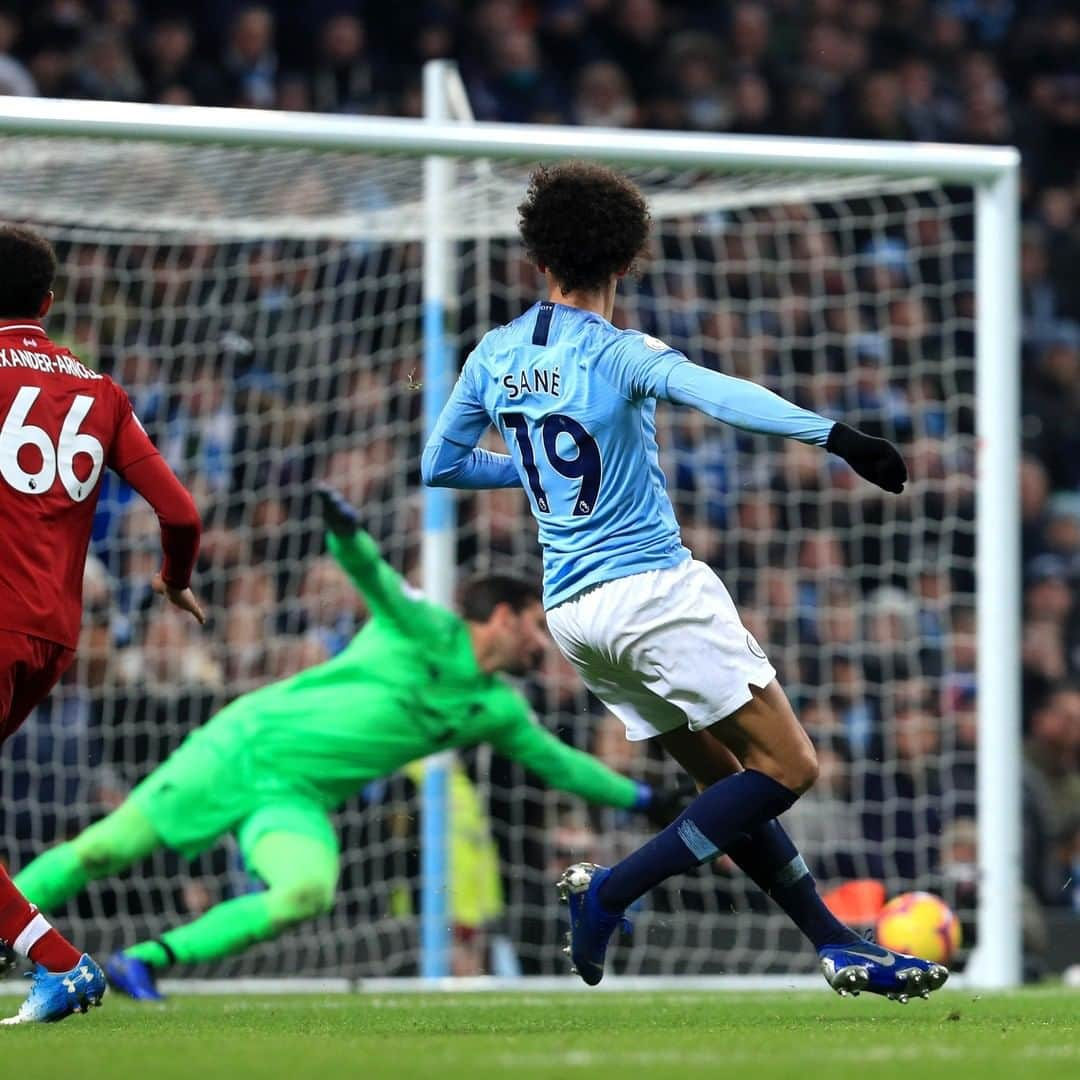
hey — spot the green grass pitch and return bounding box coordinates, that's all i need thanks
[3,989,1077,1079]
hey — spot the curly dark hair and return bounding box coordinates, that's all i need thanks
[0,224,56,318]
[517,162,650,294]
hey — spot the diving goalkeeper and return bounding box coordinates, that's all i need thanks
[13,487,679,1000]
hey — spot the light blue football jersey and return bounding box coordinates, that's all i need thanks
[433,301,692,608]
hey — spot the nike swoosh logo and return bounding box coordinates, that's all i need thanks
[849,946,896,967]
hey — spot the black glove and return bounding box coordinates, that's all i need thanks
[825,422,908,494]
[316,484,361,537]
[634,782,693,829]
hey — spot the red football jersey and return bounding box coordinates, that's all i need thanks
[0,320,158,649]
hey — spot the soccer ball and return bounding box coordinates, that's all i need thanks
[875,891,961,964]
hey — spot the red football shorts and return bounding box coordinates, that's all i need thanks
[0,630,75,746]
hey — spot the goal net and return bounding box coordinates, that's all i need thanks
[0,132,980,981]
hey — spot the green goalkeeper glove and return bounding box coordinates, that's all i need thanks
[633,782,694,828]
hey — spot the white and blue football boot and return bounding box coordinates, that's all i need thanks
[819,940,949,1003]
[556,862,632,986]
[0,953,106,1025]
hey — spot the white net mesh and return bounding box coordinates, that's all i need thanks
[0,136,977,978]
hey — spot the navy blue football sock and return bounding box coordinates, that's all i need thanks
[597,769,798,912]
[725,820,861,949]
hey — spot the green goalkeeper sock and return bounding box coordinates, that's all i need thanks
[124,940,172,969]
[128,892,277,968]
[14,843,90,911]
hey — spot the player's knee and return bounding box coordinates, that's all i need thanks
[785,744,819,794]
[274,879,336,925]
[756,742,818,794]
[74,830,126,878]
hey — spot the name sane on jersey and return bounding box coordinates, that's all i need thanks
[502,366,560,400]
[0,348,100,379]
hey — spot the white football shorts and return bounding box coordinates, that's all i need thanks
[547,558,777,741]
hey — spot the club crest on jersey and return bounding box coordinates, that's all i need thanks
[746,633,768,660]
[643,335,669,352]
[502,366,561,400]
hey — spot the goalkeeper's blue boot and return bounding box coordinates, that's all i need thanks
[819,941,949,1003]
[556,862,632,986]
[105,952,165,1001]
[0,953,106,1024]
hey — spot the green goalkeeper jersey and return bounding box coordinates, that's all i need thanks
[200,529,640,814]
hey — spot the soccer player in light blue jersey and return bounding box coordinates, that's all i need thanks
[423,162,948,1002]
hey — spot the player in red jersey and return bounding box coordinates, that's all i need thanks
[0,224,204,1024]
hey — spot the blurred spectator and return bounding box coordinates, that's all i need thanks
[1025,687,1080,846]
[469,28,565,123]
[223,5,278,109]
[860,691,943,886]
[728,72,775,134]
[117,610,224,695]
[285,555,363,657]
[138,16,222,106]
[573,61,637,128]
[600,0,667,106]
[898,56,956,141]
[0,9,36,96]
[71,27,142,100]
[669,33,729,131]
[275,71,311,112]
[728,2,774,79]
[310,14,378,114]
[849,71,914,141]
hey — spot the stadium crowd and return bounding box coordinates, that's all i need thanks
[0,0,1077,978]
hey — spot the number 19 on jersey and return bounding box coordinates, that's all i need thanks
[503,412,602,517]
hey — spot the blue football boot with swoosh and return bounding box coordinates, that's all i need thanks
[105,952,165,1001]
[556,862,632,986]
[819,940,949,1003]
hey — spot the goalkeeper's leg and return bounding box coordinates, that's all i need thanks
[14,799,162,910]
[117,807,339,986]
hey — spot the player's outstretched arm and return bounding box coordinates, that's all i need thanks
[663,362,908,494]
[317,485,429,629]
[489,698,685,825]
[421,355,522,490]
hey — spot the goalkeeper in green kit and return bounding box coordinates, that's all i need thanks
[13,487,679,1000]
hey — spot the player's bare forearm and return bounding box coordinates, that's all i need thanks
[420,435,522,490]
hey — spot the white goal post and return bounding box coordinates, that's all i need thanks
[0,72,1020,989]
